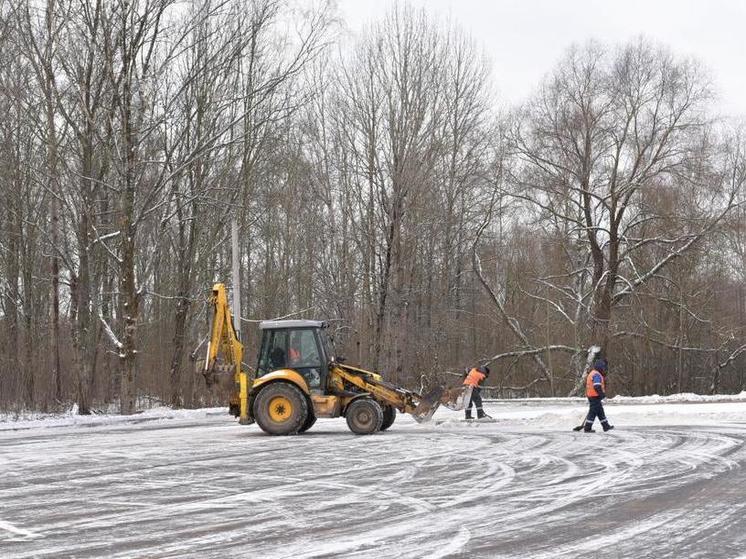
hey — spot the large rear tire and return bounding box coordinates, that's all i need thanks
[253,382,308,435]
[380,405,396,431]
[346,398,383,435]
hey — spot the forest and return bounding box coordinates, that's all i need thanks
[0,0,744,414]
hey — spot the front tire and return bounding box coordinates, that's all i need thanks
[346,398,383,435]
[253,382,308,435]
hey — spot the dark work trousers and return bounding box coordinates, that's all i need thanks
[466,386,484,417]
[585,397,608,429]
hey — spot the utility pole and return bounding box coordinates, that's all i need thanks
[231,217,242,340]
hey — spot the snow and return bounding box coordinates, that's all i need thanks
[0,519,40,542]
[99,313,124,350]
[430,397,746,430]
[2,391,744,430]
[1,395,745,558]
[609,391,746,404]
[0,405,225,431]
[93,231,121,243]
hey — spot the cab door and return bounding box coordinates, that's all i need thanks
[257,328,326,392]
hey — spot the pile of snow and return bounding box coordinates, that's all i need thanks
[0,405,225,431]
[608,391,746,404]
[482,391,746,406]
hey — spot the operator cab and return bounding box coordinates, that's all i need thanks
[256,320,335,392]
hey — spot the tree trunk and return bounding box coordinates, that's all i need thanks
[119,233,139,415]
[169,213,197,408]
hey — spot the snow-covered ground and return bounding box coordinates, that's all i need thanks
[1,396,745,558]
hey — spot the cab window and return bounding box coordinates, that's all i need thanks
[287,329,321,368]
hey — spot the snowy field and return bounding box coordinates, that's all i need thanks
[1,396,746,559]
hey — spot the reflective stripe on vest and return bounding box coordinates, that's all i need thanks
[464,368,486,387]
[585,370,605,397]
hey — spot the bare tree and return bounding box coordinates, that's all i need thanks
[505,39,742,393]
[0,5,743,414]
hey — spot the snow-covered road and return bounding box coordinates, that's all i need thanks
[1,398,745,558]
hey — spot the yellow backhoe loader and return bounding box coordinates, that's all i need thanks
[202,283,469,435]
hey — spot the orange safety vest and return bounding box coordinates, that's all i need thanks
[585,370,605,397]
[288,347,301,363]
[463,368,486,387]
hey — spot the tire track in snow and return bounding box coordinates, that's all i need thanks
[0,519,41,542]
[2,410,745,558]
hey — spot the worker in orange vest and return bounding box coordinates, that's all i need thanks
[288,332,302,365]
[463,366,491,420]
[582,359,614,432]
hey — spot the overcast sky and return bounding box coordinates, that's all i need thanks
[336,0,746,118]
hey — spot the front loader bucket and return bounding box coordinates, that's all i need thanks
[440,385,472,411]
[411,386,445,423]
[411,385,473,422]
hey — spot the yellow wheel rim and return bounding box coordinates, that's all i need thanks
[268,396,293,422]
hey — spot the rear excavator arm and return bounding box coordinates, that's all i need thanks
[203,283,252,424]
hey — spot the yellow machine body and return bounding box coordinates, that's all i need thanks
[203,283,465,435]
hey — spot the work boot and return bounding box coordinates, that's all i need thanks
[477,410,492,420]
[465,410,472,420]
[583,423,594,433]
[603,423,615,432]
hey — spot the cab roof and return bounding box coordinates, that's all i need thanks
[258,319,326,330]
